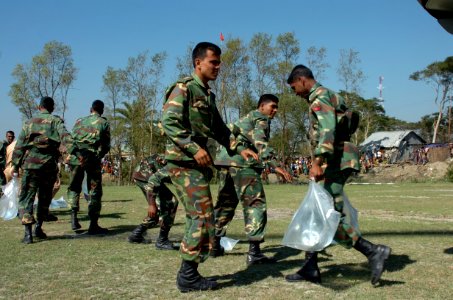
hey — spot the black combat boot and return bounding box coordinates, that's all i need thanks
[128,224,149,243]
[354,237,391,285]
[71,210,81,230]
[155,227,176,250]
[210,235,225,258]
[34,220,47,239]
[45,213,58,222]
[22,224,33,244]
[246,241,276,266]
[88,215,109,235]
[285,251,321,284]
[176,260,218,292]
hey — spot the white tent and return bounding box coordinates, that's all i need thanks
[360,130,426,163]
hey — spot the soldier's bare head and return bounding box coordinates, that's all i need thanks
[258,94,279,119]
[193,42,221,85]
[6,131,14,144]
[192,42,221,68]
[91,100,105,115]
[287,65,315,84]
[287,65,316,98]
[39,96,55,113]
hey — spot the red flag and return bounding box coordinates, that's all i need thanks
[220,32,224,42]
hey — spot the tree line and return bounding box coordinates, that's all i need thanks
[9,35,453,183]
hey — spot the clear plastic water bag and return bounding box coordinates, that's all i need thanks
[220,236,240,251]
[0,176,19,220]
[282,181,341,251]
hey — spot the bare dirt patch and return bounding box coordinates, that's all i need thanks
[354,160,451,183]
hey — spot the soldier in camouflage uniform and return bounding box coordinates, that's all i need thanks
[67,100,111,235]
[0,139,7,198]
[0,139,6,189]
[11,97,79,244]
[212,94,292,265]
[128,154,179,250]
[285,65,391,286]
[162,42,258,292]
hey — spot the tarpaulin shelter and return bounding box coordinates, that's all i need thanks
[360,131,426,163]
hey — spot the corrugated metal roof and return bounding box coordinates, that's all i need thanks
[360,130,421,148]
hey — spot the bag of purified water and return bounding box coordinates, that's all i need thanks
[0,176,19,220]
[220,236,240,251]
[49,196,69,209]
[282,181,341,251]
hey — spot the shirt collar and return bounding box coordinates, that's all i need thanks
[192,73,211,93]
[308,82,322,103]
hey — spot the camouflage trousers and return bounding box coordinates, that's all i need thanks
[319,167,361,248]
[214,167,267,242]
[67,161,103,219]
[135,179,178,229]
[166,161,214,263]
[18,164,58,224]
[0,166,6,186]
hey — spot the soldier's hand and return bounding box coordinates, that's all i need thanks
[309,163,324,182]
[240,149,259,161]
[10,168,17,178]
[147,203,158,219]
[194,148,212,167]
[275,167,293,183]
[78,155,86,167]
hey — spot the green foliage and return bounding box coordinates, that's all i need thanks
[410,56,453,143]
[9,41,77,119]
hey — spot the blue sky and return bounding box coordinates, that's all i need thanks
[1,0,452,135]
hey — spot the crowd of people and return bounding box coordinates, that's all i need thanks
[0,42,392,293]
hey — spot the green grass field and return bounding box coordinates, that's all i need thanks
[1,182,452,299]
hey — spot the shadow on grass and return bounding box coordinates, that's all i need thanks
[321,263,405,290]
[99,212,126,219]
[444,247,453,254]
[216,246,414,291]
[106,224,141,235]
[263,230,453,241]
[215,245,320,288]
[385,254,415,272]
[102,199,133,203]
[364,230,453,236]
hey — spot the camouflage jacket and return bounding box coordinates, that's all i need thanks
[12,110,77,170]
[68,112,111,165]
[161,74,238,162]
[0,141,6,169]
[307,83,359,171]
[132,154,166,182]
[214,109,278,169]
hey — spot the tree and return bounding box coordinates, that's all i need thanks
[120,50,167,158]
[212,37,250,121]
[305,46,330,82]
[102,67,124,184]
[270,32,304,159]
[9,41,77,119]
[336,49,365,104]
[249,33,275,97]
[175,44,194,80]
[410,56,453,143]
[9,64,35,119]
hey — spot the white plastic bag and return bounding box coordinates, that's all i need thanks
[82,172,90,201]
[49,196,69,209]
[0,176,19,220]
[282,181,341,251]
[342,192,360,234]
[220,236,240,251]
